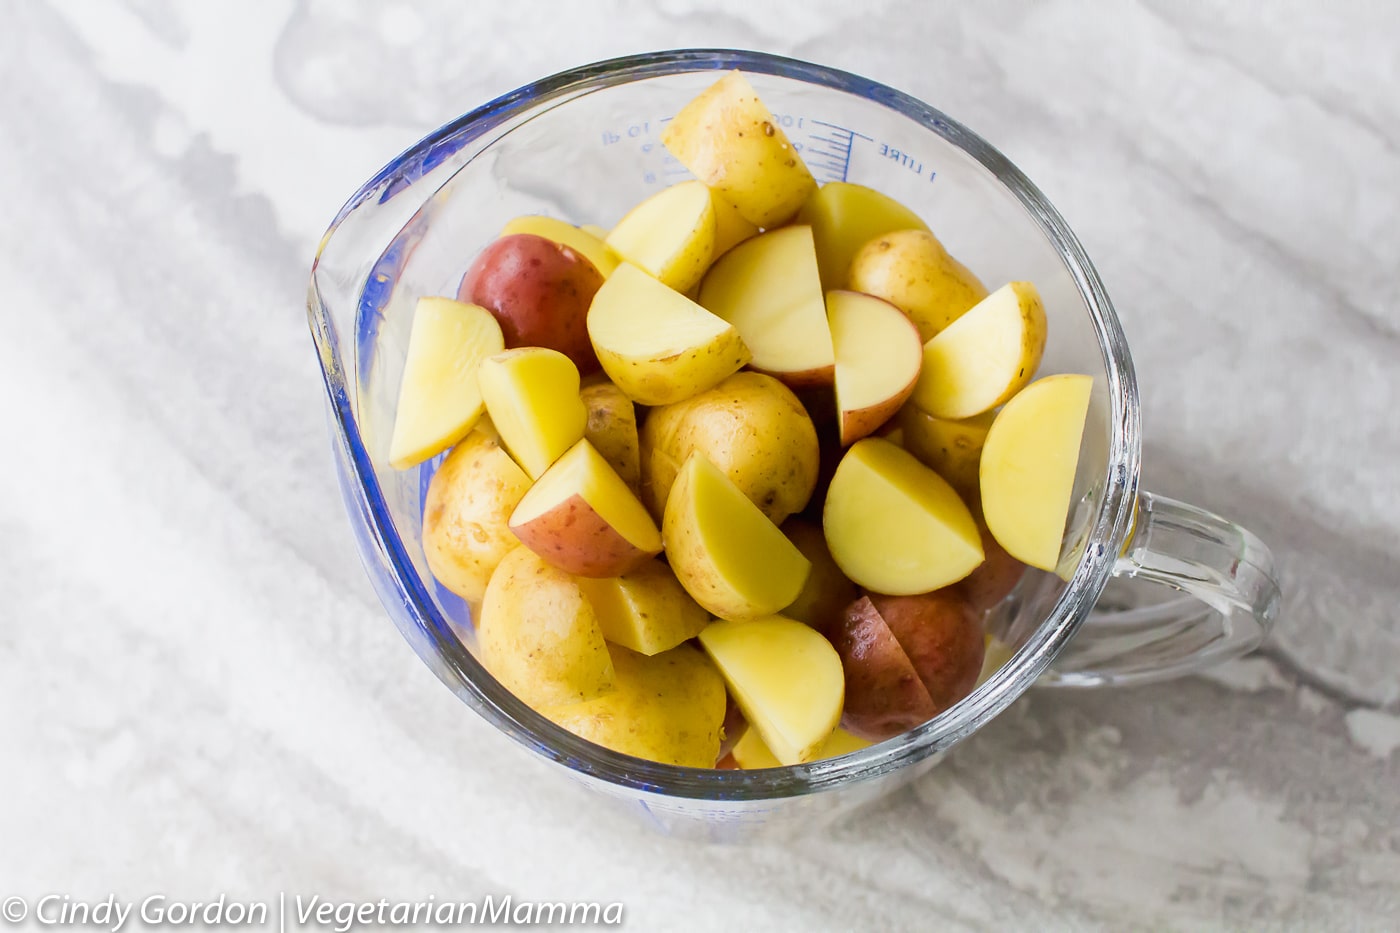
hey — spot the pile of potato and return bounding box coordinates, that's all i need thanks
[388,71,1092,769]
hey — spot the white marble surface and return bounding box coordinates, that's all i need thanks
[2,1,1398,929]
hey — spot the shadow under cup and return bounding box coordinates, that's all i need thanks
[308,50,1275,840]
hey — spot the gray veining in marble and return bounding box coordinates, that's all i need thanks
[1,1,1397,930]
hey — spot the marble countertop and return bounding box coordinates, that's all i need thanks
[2,1,1397,929]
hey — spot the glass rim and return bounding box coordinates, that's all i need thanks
[308,48,1141,801]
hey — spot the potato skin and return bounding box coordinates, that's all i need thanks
[847,229,988,342]
[956,521,1026,614]
[421,429,531,603]
[781,518,859,638]
[542,644,727,768]
[867,590,985,715]
[580,382,641,491]
[459,233,603,373]
[660,71,816,228]
[509,493,658,578]
[477,547,615,709]
[834,596,938,741]
[640,372,819,524]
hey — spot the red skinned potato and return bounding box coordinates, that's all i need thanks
[867,590,985,715]
[458,233,603,373]
[957,521,1027,614]
[834,597,939,741]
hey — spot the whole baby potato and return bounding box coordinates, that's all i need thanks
[640,371,819,524]
[847,229,988,343]
[458,233,603,373]
[477,547,615,709]
[541,643,727,768]
[422,428,532,604]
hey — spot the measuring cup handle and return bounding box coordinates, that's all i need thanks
[1039,491,1282,687]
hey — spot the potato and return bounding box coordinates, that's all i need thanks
[509,440,661,578]
[833,596,938,741]
[574,557,709,656]
[898,404,996,500]
[580,381,641,491]
[421,428,531,603]
[823,438,983,595]
[827,290,922,445]
[698,226,835,387]
[912,281,1047,420]
[698,617,843,765]
[718,693,749,759]
[389,297,504,470]
[866,590,984,716]
[711,190,760,258]
[586,262,750,406]
[796,181,931,290]
[605,180,716,294]
[956,520,1027,614]
[663,453,810,620]
[847,229,988,343]
[541,643,726,768]
[458,233,603,373]
[499,215,620,277]
[640,371,819,524]
[661,71,816,228]
[478,347,586,479]
[781,518,859,638]
[731,722,872,768]
[980,373,1093,570]
[477,547,614,708]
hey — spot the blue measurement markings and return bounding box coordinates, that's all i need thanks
[804,120,872,184]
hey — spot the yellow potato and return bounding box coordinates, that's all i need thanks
[500,215,621,277]
[796,182,930,290]
[580,381,641,491]
[639,371,819,524]
[780,518,859,636]
[731,724,871,769]
[912,281,1047,420]
[898,404,997,500]
[847,229,988,343]
[478,347,587,479]
[980,373,1093,571]
[575,558,710,655]
[586,263,751,406]
[698,616,843,765]
[663,453,810,620]
[661,71,816,227]
[698,226,834,387]
[711,190,760,257]
[827,289,923,445]
[388,297,504,469]
[605,180,716,294]
[421,428,531,603]
[542,643,726,768]
[823,438,984,595]
[477,547,614,708]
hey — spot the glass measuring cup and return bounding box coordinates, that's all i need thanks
[307,49,1281,840]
